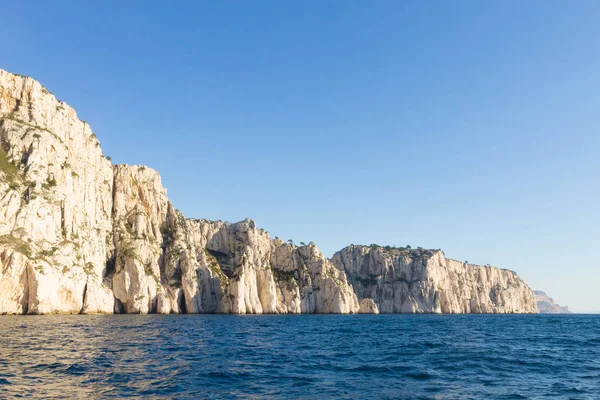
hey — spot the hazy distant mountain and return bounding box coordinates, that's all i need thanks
[534,291,571,314]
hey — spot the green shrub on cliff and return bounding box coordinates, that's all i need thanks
[0,149,21,188]
[0,234,32,258]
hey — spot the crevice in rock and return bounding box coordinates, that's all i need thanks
[178,291,187,314]
[206,248,234,279]
[60,200,66,238]
[12,99,21,114]
[20,143,33,171]
[104,257,116,279]
[79,280,88,314]
[22,259,29,315]
[150,292,157,314]
[113,297,125,314]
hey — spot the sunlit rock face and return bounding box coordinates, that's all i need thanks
[0,69,536,315]
[358,298,379,314]
[331,245,538,314]
[0,69,113,314]
[160,217,359,314]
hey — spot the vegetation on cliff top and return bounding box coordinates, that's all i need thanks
[361,244,438,258]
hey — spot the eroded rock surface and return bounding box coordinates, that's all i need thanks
[0,69,537,315]
[358,298,379,314]
[332,245,537,314]
[0,69,113,314]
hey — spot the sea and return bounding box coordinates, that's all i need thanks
[0,314,598,399]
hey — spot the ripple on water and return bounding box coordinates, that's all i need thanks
[0,314,598,399]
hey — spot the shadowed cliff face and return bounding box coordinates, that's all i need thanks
[0,69,537,314]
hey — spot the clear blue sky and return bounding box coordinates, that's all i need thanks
[2,1,599,312]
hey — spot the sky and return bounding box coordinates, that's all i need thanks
[1,1,599,312]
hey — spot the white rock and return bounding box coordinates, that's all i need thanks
[0,69,538,316]
[82,277,114,314]
[0,70,113,314]
[359,298,379,314]
[332,245,538,314]
[0,249,29,314]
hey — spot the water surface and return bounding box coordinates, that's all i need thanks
[0,314,598,399]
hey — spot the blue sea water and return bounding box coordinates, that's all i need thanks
[0,314,598,399]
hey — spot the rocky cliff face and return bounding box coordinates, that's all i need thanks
[534,291,570,314]
[0,69,537,315]
[160,217,359,314]
[0,69,113,314]
[332,245,537,314]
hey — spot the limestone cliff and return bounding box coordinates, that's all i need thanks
[0,69,113,314]
[159,216,358,314]
[534,291,570,314]
[332,245,537,313]
[0,69,536,315]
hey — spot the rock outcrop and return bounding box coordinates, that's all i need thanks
[332,245,537,314]
[0,69,537,315]
[358,298,379,314]
[159,217,359,314]
[534,291,570,314]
